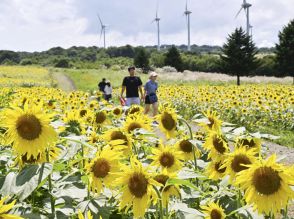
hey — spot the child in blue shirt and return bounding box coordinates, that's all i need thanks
[144,72,158,116]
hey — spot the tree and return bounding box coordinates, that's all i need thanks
[275,19,294,82]
[54,58,70,68]
[164,46,183,72]
[220,27,258,85]
[134,47,149,72]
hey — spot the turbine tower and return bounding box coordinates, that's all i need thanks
[152,8,161,51]
[97,14,107,48]
[236,0,252,37]
[184,0,192,51]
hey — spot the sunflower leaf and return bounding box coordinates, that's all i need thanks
[166,178,199,191]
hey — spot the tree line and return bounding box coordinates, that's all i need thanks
[0,20,293,83]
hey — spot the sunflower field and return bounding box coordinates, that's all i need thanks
[0,67,293,219]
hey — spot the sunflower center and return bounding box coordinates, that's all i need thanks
[113,108,121,115]
[215,162,226,173]
[21,153,41,164]
[95,112,106,124]
[210,209,222,219]
[159,152,175,168]
[212,136,226,154]
[231,155,251,173]
[127,122,142,132]
[252,167,281,195]
[79,109,87,117]
[208,117,215,129]
[110,131,128,145]
[161,112,176,131]
[241,139,255,148]
[92,158,110,178]
[154,174,171,191]
[16,114,42,140]
[128,173,148,198]
[179,140,193,153]
[129,107,141,115]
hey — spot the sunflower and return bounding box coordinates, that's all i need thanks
[62,110,85,135]
[92,111,108,127]
[236,136,261,153]
[0,196,23,219]
[222,147,257,183]
[85,146,122,194]
[126,105,144,116]
[1,104,57,159]
[201,202,226,219]
[123,114,152,134]
[156,106,178,139]
[112,107,123,118]
[116,157,161,218]
[103,128,132,154]
[201,110,222,132]
[149,143,183,173]
[88,131,100,144]
[205,160,227,181]
[153,170,181,207]
[175,138,200,160]
[236,154,294,215]
[203,131,229,160]
[78,210,93,219]
[17,145,61,167]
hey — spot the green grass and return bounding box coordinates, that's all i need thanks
[257,126,294,148]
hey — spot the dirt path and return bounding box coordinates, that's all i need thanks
[52,72,76,92]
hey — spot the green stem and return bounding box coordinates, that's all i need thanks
[154,186,164,219]
[46,149,55,216]
[166,201,169,219]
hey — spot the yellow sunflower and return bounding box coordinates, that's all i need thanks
[175,138,200,160]
[123,114,152,134]
[0,196,23,219]
[85,146,122,194]
[203,131,229,160]
[78,210,93,219]
[149,143,183,173]
[103,128,132,154]
[205,160,227,181]
[236,154,294,216]
[16,146,61,168]
[62,110,85,135]
[236,136,261,153]
[116,157,161,218]
[201,202,226,219]
[222,147,257,183]
[156,106,178,139]
[112,107,123,118]
[201,110,222,132]
[92,111,109,127]
[126,105,144,116]
[153,169,181,207]
[1,104,57,159]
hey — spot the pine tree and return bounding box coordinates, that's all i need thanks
[220,27,258,85]
[134,47,149,73]
[164,46,183,72]
[275,19,294,83]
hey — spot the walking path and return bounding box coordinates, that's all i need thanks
[52,72,76,92]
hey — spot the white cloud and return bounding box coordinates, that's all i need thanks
[0,0,293,51]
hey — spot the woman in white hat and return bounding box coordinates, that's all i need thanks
[144,71,158,116]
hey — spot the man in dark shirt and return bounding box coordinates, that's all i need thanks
[98,78,106,99]
[121,66,143,106]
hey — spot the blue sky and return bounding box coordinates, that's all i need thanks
[0,0,293,52]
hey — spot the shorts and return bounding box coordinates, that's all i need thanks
[105,94,112,101]
[126,97,140,106]
[145,93,158,104]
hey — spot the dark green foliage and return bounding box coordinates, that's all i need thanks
[150,52,165,68]
[275,19,294,77]
[0,50,20,64]
[255,55,277,76]
[164,46,183,72]
[54,58,70,68]
[134,47,150,72]
[181,54,221,72]
[220,27,259,85]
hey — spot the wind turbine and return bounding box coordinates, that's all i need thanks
[235,0,252,37]
[97,14,107,48]
[152,5,161,51]
[184,0,192,51]
[249,24,253,38]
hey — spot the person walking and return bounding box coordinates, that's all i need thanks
[104,80,112,102]
[98,78,106,100]
[121,66,143,106]
[144,72,158,116]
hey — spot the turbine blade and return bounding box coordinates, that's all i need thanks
[185,0,188,11]
[97,13,103,26]
[100,28,103,39]
[235,7,243,18]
